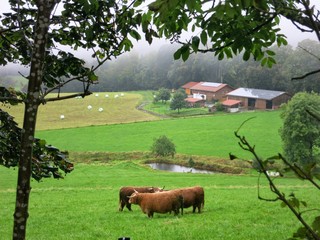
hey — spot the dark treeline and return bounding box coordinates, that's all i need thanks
[1,39,320,94]
[90,39,320,94]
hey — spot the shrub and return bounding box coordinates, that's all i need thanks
[151,135,176,158]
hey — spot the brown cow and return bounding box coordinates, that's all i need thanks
[171,186,204,213]
[128,190,183,218]
[118,186,163,211]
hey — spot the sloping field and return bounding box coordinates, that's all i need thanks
[4,91,159,130]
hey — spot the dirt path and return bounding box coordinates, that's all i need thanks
[136,101,171,119]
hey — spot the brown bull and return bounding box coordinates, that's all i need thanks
[128,190,183,218]
[171,186,204,213]
[118,186,163,211]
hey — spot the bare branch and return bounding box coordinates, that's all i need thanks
[43,91,92,103]
[291,68,320,80]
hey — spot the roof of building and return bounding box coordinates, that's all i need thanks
[222,99,242,107]
[190,82,229,92]
[181,82,199,89]
[227,88,286,100]
[185,97,205,103]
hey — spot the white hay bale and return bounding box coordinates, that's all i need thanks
[60,115,65,120]
[98,107,103,112]
[105,94,109,98]
[87,105,92,110]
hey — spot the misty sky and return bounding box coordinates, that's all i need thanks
[0,1,319,53]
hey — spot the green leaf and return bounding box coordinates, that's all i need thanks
[173,49,181,60]
[191,36,200,52]
[312,216,320,233]
[218,51,224,60]
[243,51,250,61]
[311,166,320,180]
[181,46,190,61]
[200,31,207,46]
[266,50,275,56]
[133,0,143,7]
[224,47,232,58]
[129,29,141,41]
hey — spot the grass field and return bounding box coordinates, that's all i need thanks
[36,110,283,160]
[1,162,318,240]
[4,91,160,130]
[2,91,316,239]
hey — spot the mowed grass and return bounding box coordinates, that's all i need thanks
[3,91,159,130]
[1,162,318,240]
[36,110,283,159]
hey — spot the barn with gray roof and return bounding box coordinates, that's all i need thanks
[225,88,291,110]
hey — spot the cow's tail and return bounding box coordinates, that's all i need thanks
[118,193,123,211]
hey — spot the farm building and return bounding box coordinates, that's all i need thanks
[225,88,291,110]
[182,82,234,106]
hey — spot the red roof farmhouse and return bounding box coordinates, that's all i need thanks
[182,82,234,106]
[225,88,291,110]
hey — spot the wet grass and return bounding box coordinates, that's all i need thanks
[1,162,318,240]
[36,110,283,159]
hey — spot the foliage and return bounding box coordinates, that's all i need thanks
[151,135,176,158]
[154,87,171,103]
[0,109,73,181]
[0,0,149,238]
[84,40,320,94]
[170,89,187,113]
[6,40,320,94]
[231,118,320,240]
[280,92,320,165]
[215,102,225,112]
[147,0,291,66]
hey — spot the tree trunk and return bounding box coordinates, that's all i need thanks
[12,1,56,239]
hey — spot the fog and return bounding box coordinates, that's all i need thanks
[0,1,319,55]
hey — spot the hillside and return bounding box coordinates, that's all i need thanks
[4,91,160,130]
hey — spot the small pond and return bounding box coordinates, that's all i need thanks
[148,163,215,174]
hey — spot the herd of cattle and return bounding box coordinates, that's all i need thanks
[119,186,204,218]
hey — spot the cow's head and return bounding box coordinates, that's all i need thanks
[150,186,165,193]
[128,190,138,204]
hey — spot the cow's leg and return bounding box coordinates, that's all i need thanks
[192,205,196,213]
[147,211,153,218]
[126,202,132,211]
[119,200,125,211]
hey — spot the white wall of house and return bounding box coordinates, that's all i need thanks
[193,93,206,100]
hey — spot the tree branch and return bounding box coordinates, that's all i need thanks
[43,91,92,103]
[291,68,320,80]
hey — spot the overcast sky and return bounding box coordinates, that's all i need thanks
[0,1,319,53]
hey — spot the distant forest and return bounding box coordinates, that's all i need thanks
[1,39,320,95]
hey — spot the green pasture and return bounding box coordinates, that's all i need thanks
[36,110,283,160]
[3,91,308,240]
[144,101,210,117]
[1,162,318,240]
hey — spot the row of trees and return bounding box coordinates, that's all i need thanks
[92,39,320,94]
[2,39,320,95]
